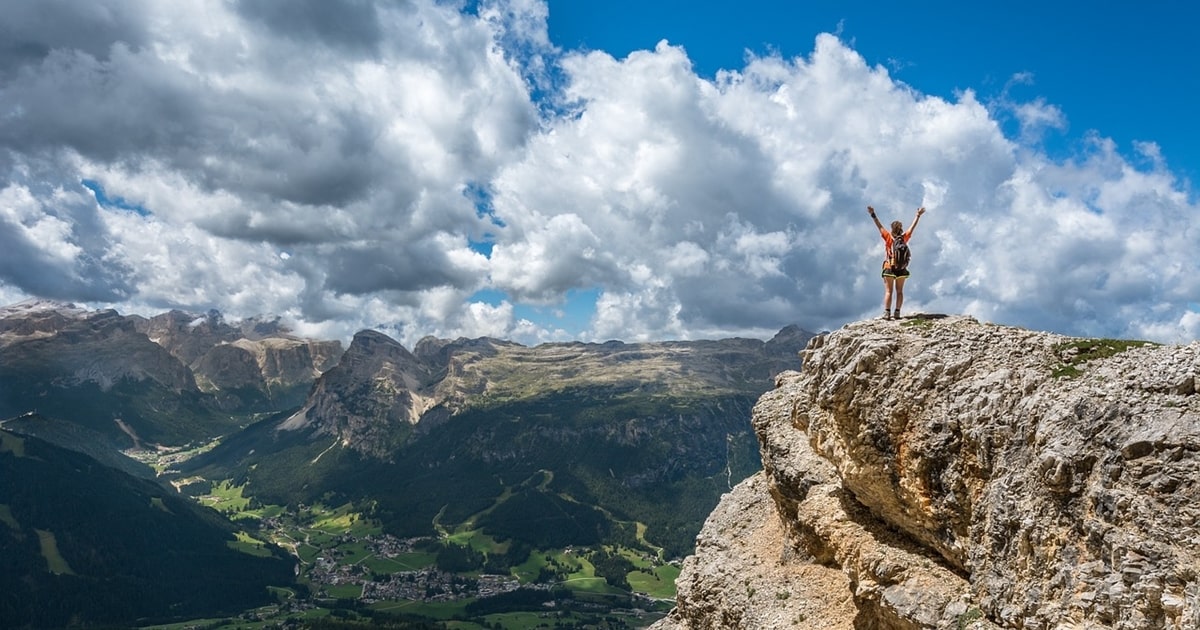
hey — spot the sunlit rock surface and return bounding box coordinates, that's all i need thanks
[656,315,1200,629]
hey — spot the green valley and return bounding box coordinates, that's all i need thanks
[0,303,812,628]
[147,478,678,629]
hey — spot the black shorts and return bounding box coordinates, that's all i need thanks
[882,267,910,278]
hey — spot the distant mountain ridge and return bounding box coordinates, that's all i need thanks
[132,308,342,411]
[0,299,815,587]
[277,325,812,460]
[0,300,196,392]
[0,300,342,446]
[175,320,813,557]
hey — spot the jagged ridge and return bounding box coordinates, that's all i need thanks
[0,301,341,446]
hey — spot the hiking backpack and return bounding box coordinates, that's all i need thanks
[890,236,910,270]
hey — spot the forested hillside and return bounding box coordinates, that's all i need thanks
[0,428,295,628]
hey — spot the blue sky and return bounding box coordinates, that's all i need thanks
[548,0,1198,184]
[0,0,1197,346]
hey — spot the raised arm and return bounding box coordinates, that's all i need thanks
[868,206,885,233]
[907,207,926,235]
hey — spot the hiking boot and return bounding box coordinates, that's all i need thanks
[881,311,892,320]
[892,309,901,320]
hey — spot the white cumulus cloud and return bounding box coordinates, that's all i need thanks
[0,0,1195,346]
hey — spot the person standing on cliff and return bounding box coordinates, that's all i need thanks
[868,205,925,320]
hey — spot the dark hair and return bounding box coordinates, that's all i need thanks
[890,220,903,236]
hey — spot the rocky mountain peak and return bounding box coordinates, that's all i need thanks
[135,309,235,365]
[0,301,195,394]
[765,323,810,347]
[0,299,86,335]
[278,329,442,457]
[345,329,420,365]
[0,302,342,445]
[133,308,341,410]
[281,325,818,461]
[656,315,1200,629]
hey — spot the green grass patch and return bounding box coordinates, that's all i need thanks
[228,531,275,557]
[1051,338,1157,379]
[562,553,595,581]
[628,564,679,599]
[656,563,680,585]
[368,598,472,619]
[363,550,437,573]
[512,548,583,583]
[299,502,381,537]
[559,575,618,594]
[617,546,655,570]
[35,529,75,575]
[511,553,544,583]
[324,583,363,599]
[0,503,20,530]
[198,479,252,513]
[301,529,337,548]
[0,431,26,457]
[900,316,934,327]
[310,504,358,531]
[295,542,323,564]
[447,528,504,554]
[237,503,286,520]
[336,540,372,565]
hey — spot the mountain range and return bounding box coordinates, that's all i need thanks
[0,299,812,627]
[0,301,340,447]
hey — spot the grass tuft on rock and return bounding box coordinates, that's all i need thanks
[1050,338,1157,379]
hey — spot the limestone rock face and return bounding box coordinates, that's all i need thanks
[658,471,858,630]
[0,300,195,393]
[279,330,440,458]
[136,309,341,409]
[657,315,1200,630]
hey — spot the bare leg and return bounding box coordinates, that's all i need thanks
[894,276,907,316]
[882,276,895,315]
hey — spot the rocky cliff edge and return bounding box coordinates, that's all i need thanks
[654,315,1199,629]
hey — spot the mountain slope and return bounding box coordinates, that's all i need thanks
[0,427,295,628]
[133,309,342,411]
[0,412,155,479]
[183,326,813,558]
[0,301,341,449]
[0,301,223,446]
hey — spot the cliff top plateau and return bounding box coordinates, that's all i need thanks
[656,314,1199,630]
